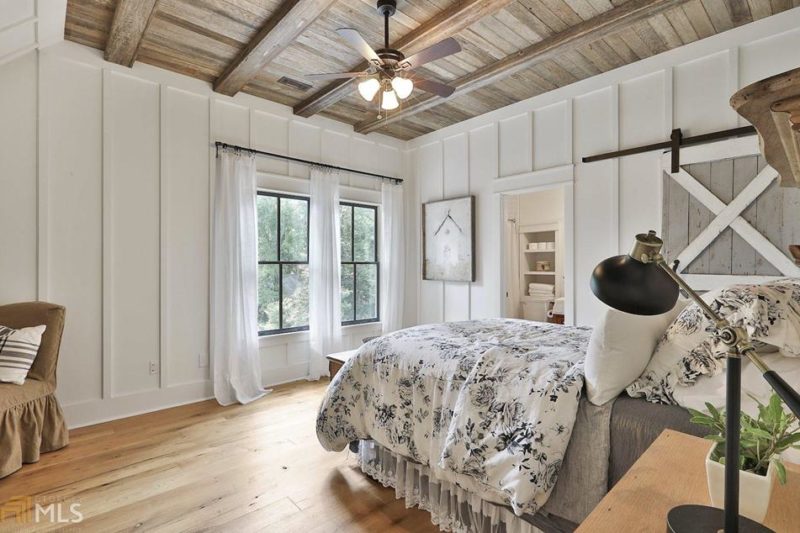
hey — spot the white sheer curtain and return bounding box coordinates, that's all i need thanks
[380,181,405,334]
[211,148,266,406]
[309,166,342,379]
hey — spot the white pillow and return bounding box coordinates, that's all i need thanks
[0,324,46,385]
[585,299,688,406]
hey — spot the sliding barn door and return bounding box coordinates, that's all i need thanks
[661,138,800,290]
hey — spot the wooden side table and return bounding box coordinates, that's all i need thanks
[326,349,357,379]
[578,430,800,532]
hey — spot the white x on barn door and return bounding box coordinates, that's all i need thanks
[661,137,800,290]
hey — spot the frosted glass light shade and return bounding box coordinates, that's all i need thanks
[391,76,414,99]
[358,78,381,101]
[381,89,399,110]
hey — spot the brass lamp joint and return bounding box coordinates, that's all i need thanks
[631,230,665,264]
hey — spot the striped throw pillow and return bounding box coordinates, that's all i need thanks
[0,324,46,385]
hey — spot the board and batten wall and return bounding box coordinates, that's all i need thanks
[0,0,66,66]
[405,8,800,328]
[0,40,405,427]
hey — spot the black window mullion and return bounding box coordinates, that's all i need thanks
[278,264,284,331]
[277,197,283,330]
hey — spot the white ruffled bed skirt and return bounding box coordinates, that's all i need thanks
[358,440,544,533]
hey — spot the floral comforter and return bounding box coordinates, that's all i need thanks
[316,319,592,515]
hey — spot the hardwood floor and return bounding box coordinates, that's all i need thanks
[0,381,439,532]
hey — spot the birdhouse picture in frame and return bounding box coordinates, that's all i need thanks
[423,196,475,282]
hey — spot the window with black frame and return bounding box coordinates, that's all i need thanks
[256,192,379,335]
[340,203,379,325]
[257,192,310,335]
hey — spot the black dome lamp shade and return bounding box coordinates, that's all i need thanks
[590,231,679,316]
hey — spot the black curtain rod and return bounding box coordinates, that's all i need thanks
[215,141,403,184]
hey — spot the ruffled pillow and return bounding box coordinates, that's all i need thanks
[627,279,800,404]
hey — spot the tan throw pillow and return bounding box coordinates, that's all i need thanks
[0,324,46,385]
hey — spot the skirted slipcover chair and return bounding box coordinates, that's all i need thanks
[0,302,69,478]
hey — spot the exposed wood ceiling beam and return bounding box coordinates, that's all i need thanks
[293,0,515,118]
[214,0,337,97]
[104,0,160,67]
[354,0,691,135]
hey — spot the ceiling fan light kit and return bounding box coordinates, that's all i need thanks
[381,88,400,110]
[306,0,460,118]
[358,77,381,101]
[391,76,413,99]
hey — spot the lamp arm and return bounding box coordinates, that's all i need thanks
[655,259,800,419]
[654,259,725,325]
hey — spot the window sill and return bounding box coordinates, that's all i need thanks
[258,322,382,348]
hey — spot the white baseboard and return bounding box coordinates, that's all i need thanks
[62,363,318,429]
[63,381,214,429]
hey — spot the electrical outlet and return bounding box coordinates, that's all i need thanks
[149,360,158,375]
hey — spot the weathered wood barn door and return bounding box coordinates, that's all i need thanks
[661,137,800,291]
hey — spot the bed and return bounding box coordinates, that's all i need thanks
[316,319,708,532]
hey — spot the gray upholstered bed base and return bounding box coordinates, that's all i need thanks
[535,394,710,531]
[608,395,710,487]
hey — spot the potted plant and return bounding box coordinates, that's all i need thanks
[689,393,800,523]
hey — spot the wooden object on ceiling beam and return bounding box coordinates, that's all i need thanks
[214,0,337,97]
[731,67,800,187]
[354,0,691,135]
[104,0,160,67]
[292,0,515,118]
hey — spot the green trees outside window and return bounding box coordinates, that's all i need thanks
[257,192,379,335]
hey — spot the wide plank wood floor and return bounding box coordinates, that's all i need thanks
[0,381,439,532]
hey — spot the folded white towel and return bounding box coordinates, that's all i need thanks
[552,297,565,314]
[528,283,554,291]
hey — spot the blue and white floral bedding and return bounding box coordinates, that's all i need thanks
[316,319,592,515]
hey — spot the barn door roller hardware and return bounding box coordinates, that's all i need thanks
[582,126,756,172]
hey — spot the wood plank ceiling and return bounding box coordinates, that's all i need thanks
[65,0,797,141]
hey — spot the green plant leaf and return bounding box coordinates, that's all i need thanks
[774,459,787,485]
[769,394,783,421]
[748,427,774,440]
[706,402,722,421]
[690,416,715,427]
[776,433,800,449]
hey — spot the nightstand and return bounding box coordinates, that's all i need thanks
[577,429,800,532]
[326,349,357,379]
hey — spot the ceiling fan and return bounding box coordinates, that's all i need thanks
[305,0,460,116]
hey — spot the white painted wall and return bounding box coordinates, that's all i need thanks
[0,0,66,65]
[405,8,800,328]
[0,41,405,427]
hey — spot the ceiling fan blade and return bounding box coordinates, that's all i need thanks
[336,28,383,66]
[413,77,456,98]
[399,38,461,70]
[305,72,368,81]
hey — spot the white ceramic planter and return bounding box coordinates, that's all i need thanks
[706,444,775,523]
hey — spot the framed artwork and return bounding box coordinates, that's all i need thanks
[423,196,475,282]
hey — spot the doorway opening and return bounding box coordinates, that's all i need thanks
[502,186,569,324]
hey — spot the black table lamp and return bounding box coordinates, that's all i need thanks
[591,231,800,533]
